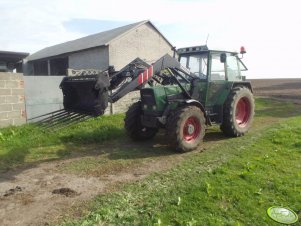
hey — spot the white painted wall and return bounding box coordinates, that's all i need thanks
[24,76,64,120]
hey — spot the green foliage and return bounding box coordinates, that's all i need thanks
[0,114,125,172]
[255,98,299,118]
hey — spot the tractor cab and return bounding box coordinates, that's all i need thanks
[177,45,248,82]
[177,45,251,124]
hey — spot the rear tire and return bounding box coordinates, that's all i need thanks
[124,102,158,141]
[167,106,206,152]
[220,87,255,137]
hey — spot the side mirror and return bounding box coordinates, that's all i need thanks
[220,53,227,63]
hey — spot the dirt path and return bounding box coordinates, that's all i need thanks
[0,151,187,226]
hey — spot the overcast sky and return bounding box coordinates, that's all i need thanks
[1,0,300,78]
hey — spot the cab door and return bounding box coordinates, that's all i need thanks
[205,52,231,123]
[206,52,229,107]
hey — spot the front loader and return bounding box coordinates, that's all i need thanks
[59,45,255,152]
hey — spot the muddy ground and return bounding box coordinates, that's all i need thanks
[0,78,300,226]
[0,137,194,226]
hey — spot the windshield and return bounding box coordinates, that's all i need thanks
[179,54,208,79]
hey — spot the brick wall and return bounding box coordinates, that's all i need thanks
[0,73,26,128]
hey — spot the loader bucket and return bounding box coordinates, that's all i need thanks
[60,72,110,116]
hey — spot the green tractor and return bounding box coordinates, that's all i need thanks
[59,45,254,152]
[124,46,254,151]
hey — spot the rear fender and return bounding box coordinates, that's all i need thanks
[232,82,253,92]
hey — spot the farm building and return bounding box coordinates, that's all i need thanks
[24,20,174,75]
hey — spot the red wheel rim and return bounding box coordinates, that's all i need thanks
[235,97,251,127]
[183,116,201,142]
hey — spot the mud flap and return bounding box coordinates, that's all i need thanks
[60,72,110,116]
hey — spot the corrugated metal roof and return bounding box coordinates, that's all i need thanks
[27,20,173,61]
[0,51,29,61]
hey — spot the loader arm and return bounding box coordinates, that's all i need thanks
[60,54,183,116]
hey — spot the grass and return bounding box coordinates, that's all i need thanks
[0,98,299,173]
[1,98,301,225]
[0,114,125,172]
[62,115,301,226]
[254,98,299,118]
[53,99,301,226]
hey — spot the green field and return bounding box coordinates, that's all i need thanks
[0,98,301,225]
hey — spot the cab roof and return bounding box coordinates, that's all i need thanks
[177,45,237,55]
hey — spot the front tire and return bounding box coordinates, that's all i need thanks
[167,106,206,152]
[220,87,255,137]
[124,102,158,141]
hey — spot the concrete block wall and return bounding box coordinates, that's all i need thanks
[112,91,140,114]
[0,73,26,128]
[109,23,173,70]
[69,46,109,70]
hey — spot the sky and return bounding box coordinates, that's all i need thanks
[1,0,301,79]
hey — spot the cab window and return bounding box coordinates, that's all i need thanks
[226,54,241,81]
[210,54,226,81]
[180,56,188,68]
[179,54,208,79]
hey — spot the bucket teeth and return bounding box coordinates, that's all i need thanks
[28,109,93,131]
